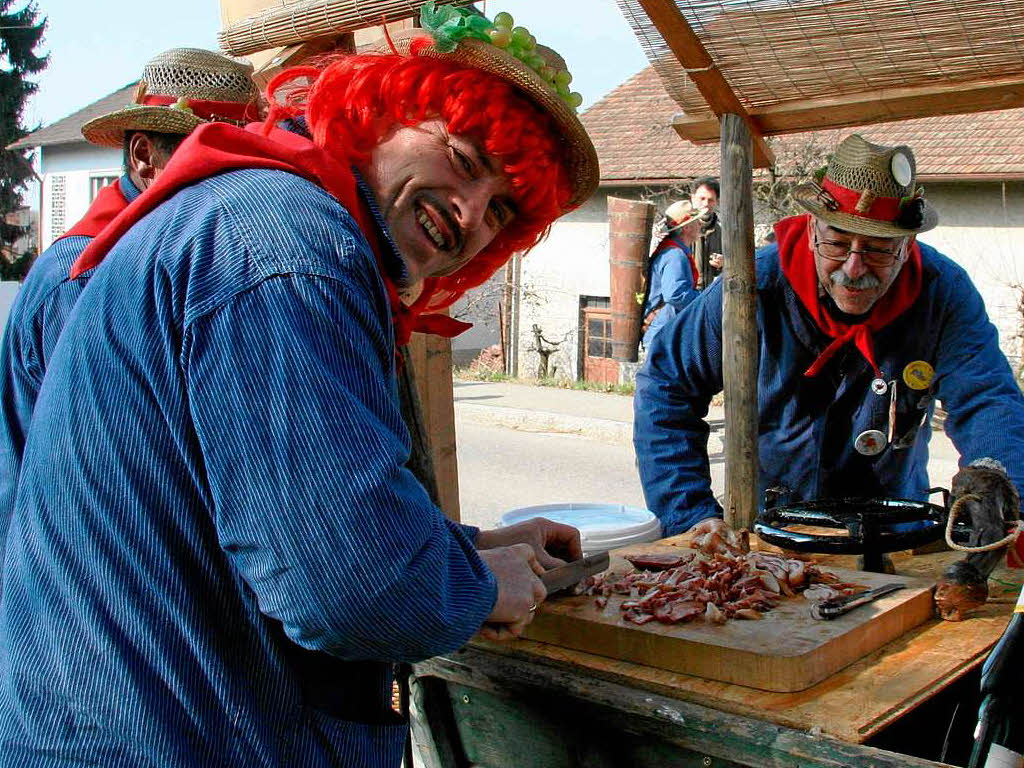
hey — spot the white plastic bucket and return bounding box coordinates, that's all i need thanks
[499,503,663,556]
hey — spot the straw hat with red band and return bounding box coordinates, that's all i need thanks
[663,199,703,232]
[791,134,939,239]
[380,28,599,212]
[82,48,262,148]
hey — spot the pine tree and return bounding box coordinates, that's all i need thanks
[0,1,47,280]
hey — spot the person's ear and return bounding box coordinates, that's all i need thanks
[128,133,160,186]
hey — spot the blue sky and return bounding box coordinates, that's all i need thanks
[26,0,650,129]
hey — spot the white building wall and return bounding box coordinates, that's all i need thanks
[914,181,1024,372]
[515,190,615,380]
[41,143,123,175]
[38,143,122,250]
[519,181,1024,380]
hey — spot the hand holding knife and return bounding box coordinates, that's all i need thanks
[540,552,610,596]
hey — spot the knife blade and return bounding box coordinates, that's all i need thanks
[810,582,905,620]
[540,552,610,595]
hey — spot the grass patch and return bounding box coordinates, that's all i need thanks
[455,368,512,383]
[455,368,634,396]
[534,377,635,396]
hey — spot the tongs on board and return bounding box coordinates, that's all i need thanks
[810,582,905,621]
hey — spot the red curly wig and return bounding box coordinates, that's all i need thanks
[265,37,574,312]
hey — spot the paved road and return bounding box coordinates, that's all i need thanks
[452,380,961,530]
[455,417,648,530]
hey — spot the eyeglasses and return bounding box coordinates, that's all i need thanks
[812,231,903,268]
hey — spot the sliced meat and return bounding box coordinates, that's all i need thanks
[704,601,727,625]
[625,554,689,571]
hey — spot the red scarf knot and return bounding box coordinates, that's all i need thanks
[775,214,922,379]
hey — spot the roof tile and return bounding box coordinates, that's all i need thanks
[11,83,139,149]
[581,67,1024,182]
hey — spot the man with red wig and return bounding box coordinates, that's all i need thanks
[0,6,598,766]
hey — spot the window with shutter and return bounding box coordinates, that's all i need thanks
[50,175,67,240]
[89,175,119,202]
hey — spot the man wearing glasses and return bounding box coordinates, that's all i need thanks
[634,134,1024,537]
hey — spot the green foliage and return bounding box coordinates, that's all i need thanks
[456,367,511,383]
[0,250,31,280]
[0,1,48,267]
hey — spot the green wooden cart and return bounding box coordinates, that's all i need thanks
[408,549,1022,768]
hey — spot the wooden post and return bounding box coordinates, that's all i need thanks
[405,333,461,523]
[720,114,759,530]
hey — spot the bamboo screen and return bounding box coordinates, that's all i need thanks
[617,0,1024,119]
[219,0,467,56]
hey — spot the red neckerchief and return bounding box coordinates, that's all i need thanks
[57,181,129,241]
[776,213,922,378]
[653,233,699,286]
[70,121,470,346]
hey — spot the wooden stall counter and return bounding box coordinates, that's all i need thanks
[412,535,1023,768]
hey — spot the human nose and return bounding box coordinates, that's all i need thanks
[842,245,869,278]
[452,179,499,234]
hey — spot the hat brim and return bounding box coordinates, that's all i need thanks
[666,213,701,231]
[81,106,203,148]
[382,32,599,212]
[791,182,938,238]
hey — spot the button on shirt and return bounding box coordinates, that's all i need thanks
[0,167,497,767]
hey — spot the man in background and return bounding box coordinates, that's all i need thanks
[0,48,260,537]
[690,176,723,286]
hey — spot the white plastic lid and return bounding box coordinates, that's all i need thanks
[499,503,663,555]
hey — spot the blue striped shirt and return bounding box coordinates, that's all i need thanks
[0,167,497,766]
[0,176,140,568]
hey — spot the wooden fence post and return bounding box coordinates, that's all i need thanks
[403,332,461,523]
[720,114,759,530]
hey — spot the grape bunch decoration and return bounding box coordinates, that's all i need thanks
[419,2,584,112]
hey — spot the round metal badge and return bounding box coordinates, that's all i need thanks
[854,429,887,456]
[870,378,889,395]
[891,152,913,187]
[902,360,934,391]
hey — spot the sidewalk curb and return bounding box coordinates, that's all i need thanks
[455,402,633,445]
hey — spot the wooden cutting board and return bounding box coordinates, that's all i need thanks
[522,542,936,692]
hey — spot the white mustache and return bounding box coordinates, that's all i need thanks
[830,270,881,290]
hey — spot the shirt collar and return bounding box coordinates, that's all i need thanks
[279,117,409,286]
[119,174,142,203]
[352,171,409,286]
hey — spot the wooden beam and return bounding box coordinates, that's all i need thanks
[637,0,774,168]
[250,35,355,91]
[672,74,1024,143]
[407,332,461,522]
[720,114,759,532]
